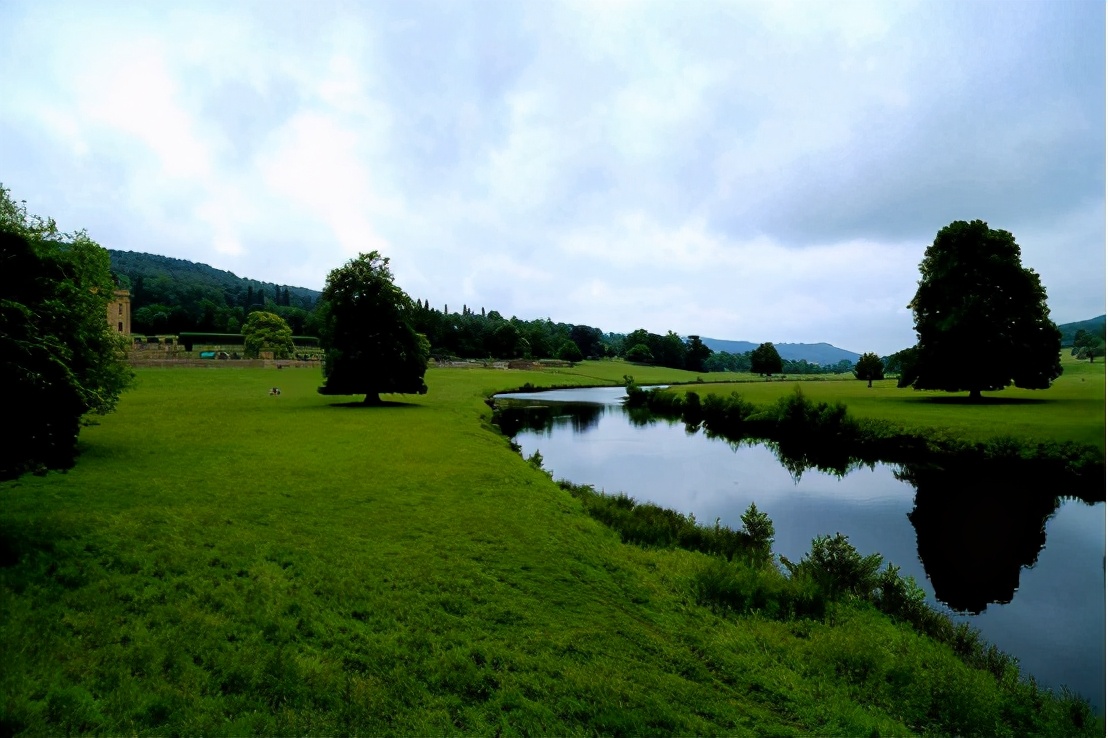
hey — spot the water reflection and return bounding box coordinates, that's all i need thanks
[492,391,1106,710]
[495,398,1082,614]
[901,464,1059,614]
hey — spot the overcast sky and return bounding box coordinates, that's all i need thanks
[2,0,1103,355]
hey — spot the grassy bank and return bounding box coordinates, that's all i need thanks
[649,353,1104,451]
[0,363,1099,735]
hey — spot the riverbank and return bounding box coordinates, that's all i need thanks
[0,364,1099,735]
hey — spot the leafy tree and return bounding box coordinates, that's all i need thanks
[905,220,1061,399]
[317,252,429,405]
[740,502,774,566]
[242,310,294,359]
[624,343,654,364]
[751,342,783,377]
[684,335,712,373]
[853,352,884,388]
[557,340,583,363]
[490,321,525,358]
[1,184,133,479]
[1072,330,1104,363]
[885,347,918,384]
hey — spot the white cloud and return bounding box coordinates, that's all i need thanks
[0,0,1100,357]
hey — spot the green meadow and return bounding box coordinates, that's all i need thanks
[1,358,1102,735]
[664,353,1105,451]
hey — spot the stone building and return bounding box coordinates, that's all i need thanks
[108,289,131,335]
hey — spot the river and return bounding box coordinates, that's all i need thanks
[496,385,1106,712]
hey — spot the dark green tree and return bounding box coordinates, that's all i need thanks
[906,220,1061,399]
[685,335,712,372]
[1072,330,1103,363]
[1,185,134,479]
[751,342,783,377]
[243,310,295,359]
[317,252,429,405]
[624,343,654,364]
[853,352,884,388]
[557,340,583,363]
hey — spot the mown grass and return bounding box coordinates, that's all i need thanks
[642,353,1105,450]
[0,363,1100,735]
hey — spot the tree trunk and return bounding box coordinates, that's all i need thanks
[968,388,982,401]
[363,392,382,406]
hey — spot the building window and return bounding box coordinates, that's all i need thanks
[118,304,123,315]
[118,322,124,333]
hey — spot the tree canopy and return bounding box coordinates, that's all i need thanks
[751,342,783,377]
[903,220,1061,399]
[242,310,294,359]
[1,184,133,479]
[317,252,429,405]
[853,352,884,388]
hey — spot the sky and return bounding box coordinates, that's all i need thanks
[1,0,1103,356]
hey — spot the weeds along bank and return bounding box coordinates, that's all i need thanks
[0,364,1099,735]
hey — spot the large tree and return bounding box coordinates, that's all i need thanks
[242,310,294,359]
[751,342,783,377]
[905,220,1061,399]
[1,185,133,479]
[684,335,713,373]
[317,252,429,405]
[853,352,884,388]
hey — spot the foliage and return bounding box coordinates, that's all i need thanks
[684,335,713,372]
[317,251,429,404]
[750,342,783,376]
[784,533,884,599]
[905,220,1062,398]
[0,184,133,479]
[739,502,774,565]
[108,250,321,336]
[242,311,295,359]
[556,340,583,363]
[1060,315,1106,347]
[623,343,654,364]
[853,352,884,387]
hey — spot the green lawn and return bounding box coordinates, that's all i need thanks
[642,353,1105,450]
[0,362,1100,735]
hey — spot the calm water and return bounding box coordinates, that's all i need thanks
[497,386,1106,712]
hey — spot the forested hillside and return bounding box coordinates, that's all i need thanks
[108,250,322,336]
[1059,315,1106,346]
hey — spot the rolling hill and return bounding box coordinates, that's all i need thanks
[699,338,860,366]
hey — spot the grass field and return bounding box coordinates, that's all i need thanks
[666,353,1105,450]
[0,359,1102,735]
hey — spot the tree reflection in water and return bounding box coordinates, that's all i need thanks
[495,396,1099,616]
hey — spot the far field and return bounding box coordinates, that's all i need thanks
[0,355,1102,735]
[551,351,1105,450]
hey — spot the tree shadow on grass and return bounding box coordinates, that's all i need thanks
[327,400,425,409]
[904,395,1052,406]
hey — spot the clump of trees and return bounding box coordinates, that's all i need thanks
[1071,329,1104,363]
[902,220,1061,399]
[317,252,429,405]
[1,185,133,479]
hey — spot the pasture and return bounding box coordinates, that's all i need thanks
[0,360,1101,735]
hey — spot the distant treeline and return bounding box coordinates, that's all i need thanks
[108,250,1100,372]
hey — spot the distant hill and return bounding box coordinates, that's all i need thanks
[108,250,322,307]
[699,338,860,366]
[1057,315,1105,347]
[106,250,324,335]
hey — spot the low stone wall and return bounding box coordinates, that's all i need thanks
[127,356,320,369]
